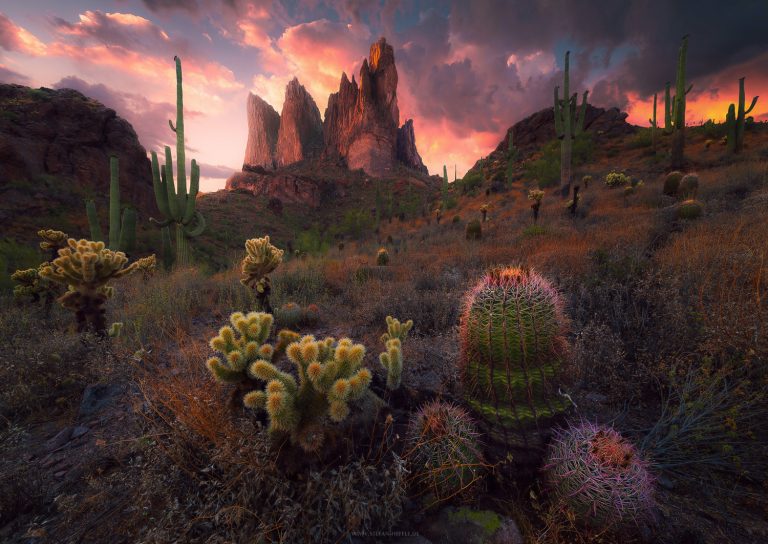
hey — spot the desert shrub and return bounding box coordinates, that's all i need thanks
[627,127,653,148]
[0,238,42,291]
[698,160,766,202]
[525,135,593,188]
[693,119,727,140]
[404,401,485,506]
[572,322,632,403]
[604,171,631,188]
[376,248,390,266]
[366,282,459,336]
[295,226,330,255]
[340,208,375,239]
[525,152,560,188]
[460,170,483,194]
[465,220,482,240]
[272,261,326,306]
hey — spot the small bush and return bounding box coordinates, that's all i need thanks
[460,171,483,194]
[604,171,631,188]
[465,220,482,240]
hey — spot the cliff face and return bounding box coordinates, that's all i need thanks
[243,93,280,169]
[0,84,154,239]
[236,37,427,182]
[275,78,324,167]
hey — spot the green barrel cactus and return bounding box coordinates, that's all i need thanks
[678,173,699,199]
[662,171,683,196]
[677,199,703,220]
[459,267,570,453]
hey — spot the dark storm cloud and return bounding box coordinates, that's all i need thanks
[141,0,201,13]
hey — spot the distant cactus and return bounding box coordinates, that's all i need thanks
[206,311,276,383]
[376,247,390,266]
[554,50,589,198]
[241,236,284,314]
[479,204,489,222]
[581,175,592,189]
[85,156,137,253]
[465,220,482,240]
[37,229,69,260]
[39,239,145,333]
[150,56,206,266]
[11,265,51,303]
[379,315,413,390]
[544,422,655,528]
[303,303,321,326]
[725,77,758,154]
[405,401,484,505]
[528,189,544,224]
[670,36,692,168]
[648,92,658,150]
[244,333,374,452]
[662,171,684,196]
[460,267,570,454]
[677,199,703,220]
[678,173,699,199]
[277,302,304,329]
[604,171,630,188]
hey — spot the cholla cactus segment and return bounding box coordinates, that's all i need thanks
[244,332,373,452]
[134,254,157,278]
[240,236,284,288]
[544,422,655,528]
[460,267,569,452]
[38,229,68,253]
[376,248,390,266]
[604,171,631,188]
[381,315,413,344]
[39,239,140,332]
[405,401,484,505]
[379,338,403,390]
[206,311,275,383]
[11,266,49,301]
[527,189,545,202]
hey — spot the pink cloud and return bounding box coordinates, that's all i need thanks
[0,12,47,56]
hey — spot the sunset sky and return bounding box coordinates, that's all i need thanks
[1,1,766,192]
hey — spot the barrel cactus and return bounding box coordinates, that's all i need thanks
[459,267,570,454]
[544,422,655,528]
[277,302,303,329]
[677,199,703,220]
[662,171,683,196]
[465,220,482,240]
[678,173,699,199]
[376,247,390,266]
[405,400,484,506]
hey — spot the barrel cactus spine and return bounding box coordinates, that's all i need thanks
[544,421,655,529]
[150,56,206,267]
[459,267,570,455]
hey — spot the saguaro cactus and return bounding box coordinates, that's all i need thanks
[459,267,570,457]
[648,93,658,150]
[670,36,692,169]
[86,156,137,254]
[726,77,758,154]
[554,51,588,199]
[150,56,206,266]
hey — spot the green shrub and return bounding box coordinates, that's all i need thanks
[340,209,375,239]
[465,220,482,240]
[460,171,483,194]
[627,128,653,149]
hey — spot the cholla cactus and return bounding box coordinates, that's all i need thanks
[39,239,141,333]
[604,171,630,188]
[241,236,284,314]
[379,316,413,390]
[479,204,489,222]
[545,422,655,528]
[405,400,484,506]
[376,248,390,266]
[38,229,68,259]
[460,267,570,455]
[11,266,50,303]
[205,311,276,383]
[134,254,157,279]
[244,333,373,451]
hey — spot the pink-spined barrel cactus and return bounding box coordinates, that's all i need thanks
[544,422,655,528]
[459,267,570,454]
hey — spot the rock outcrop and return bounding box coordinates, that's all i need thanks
[243,93,280,169]
[396,119,427,174]
[235,37,427,182]
[0,84,154,239]
[276,78,323,167]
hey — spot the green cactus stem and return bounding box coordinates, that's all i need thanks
[379,316,413,390]
[150,56,206,267]
[554,51,588,199]
[85,156,137,253]
[726,77,758,154]
[670,36,692,169]
[648,93,657,150]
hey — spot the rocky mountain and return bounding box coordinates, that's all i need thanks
[243,93,280,169]
[232,36,427,188]
[276,78,324,167]
[0,85,154,239]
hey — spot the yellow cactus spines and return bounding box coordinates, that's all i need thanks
[240,236,284,314]
[11,266,48,302]
[379,316,413,390]
[133,254,157,279]
[37,229,69,257]
[205,311,276,384]
[243,330,374,452]
[39,239,140,333]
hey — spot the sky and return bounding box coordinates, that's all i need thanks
[1,0,767,192]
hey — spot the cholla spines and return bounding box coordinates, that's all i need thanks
[544,422,655,528]
[459,267,569,453]
[379,316,413,390]
[205,311,276,383]
[134,254,157,279]
[604,171,630,188]
[376,247,390,266]
[11,265,51,302]
[39,239,141,333]
[244,333,373,451]
[241,236,284,314]
[38,229,68,259]
[405,400,484,505]
[679,173,699,199]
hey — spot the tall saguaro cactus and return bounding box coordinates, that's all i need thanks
[554,51,588,199]
[670,36,692,169]
[648,93,658,150]
[85,156,137,254]
[150,56,206,266]
[726,77,758,154]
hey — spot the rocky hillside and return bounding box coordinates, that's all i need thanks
[0,84,155,285]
